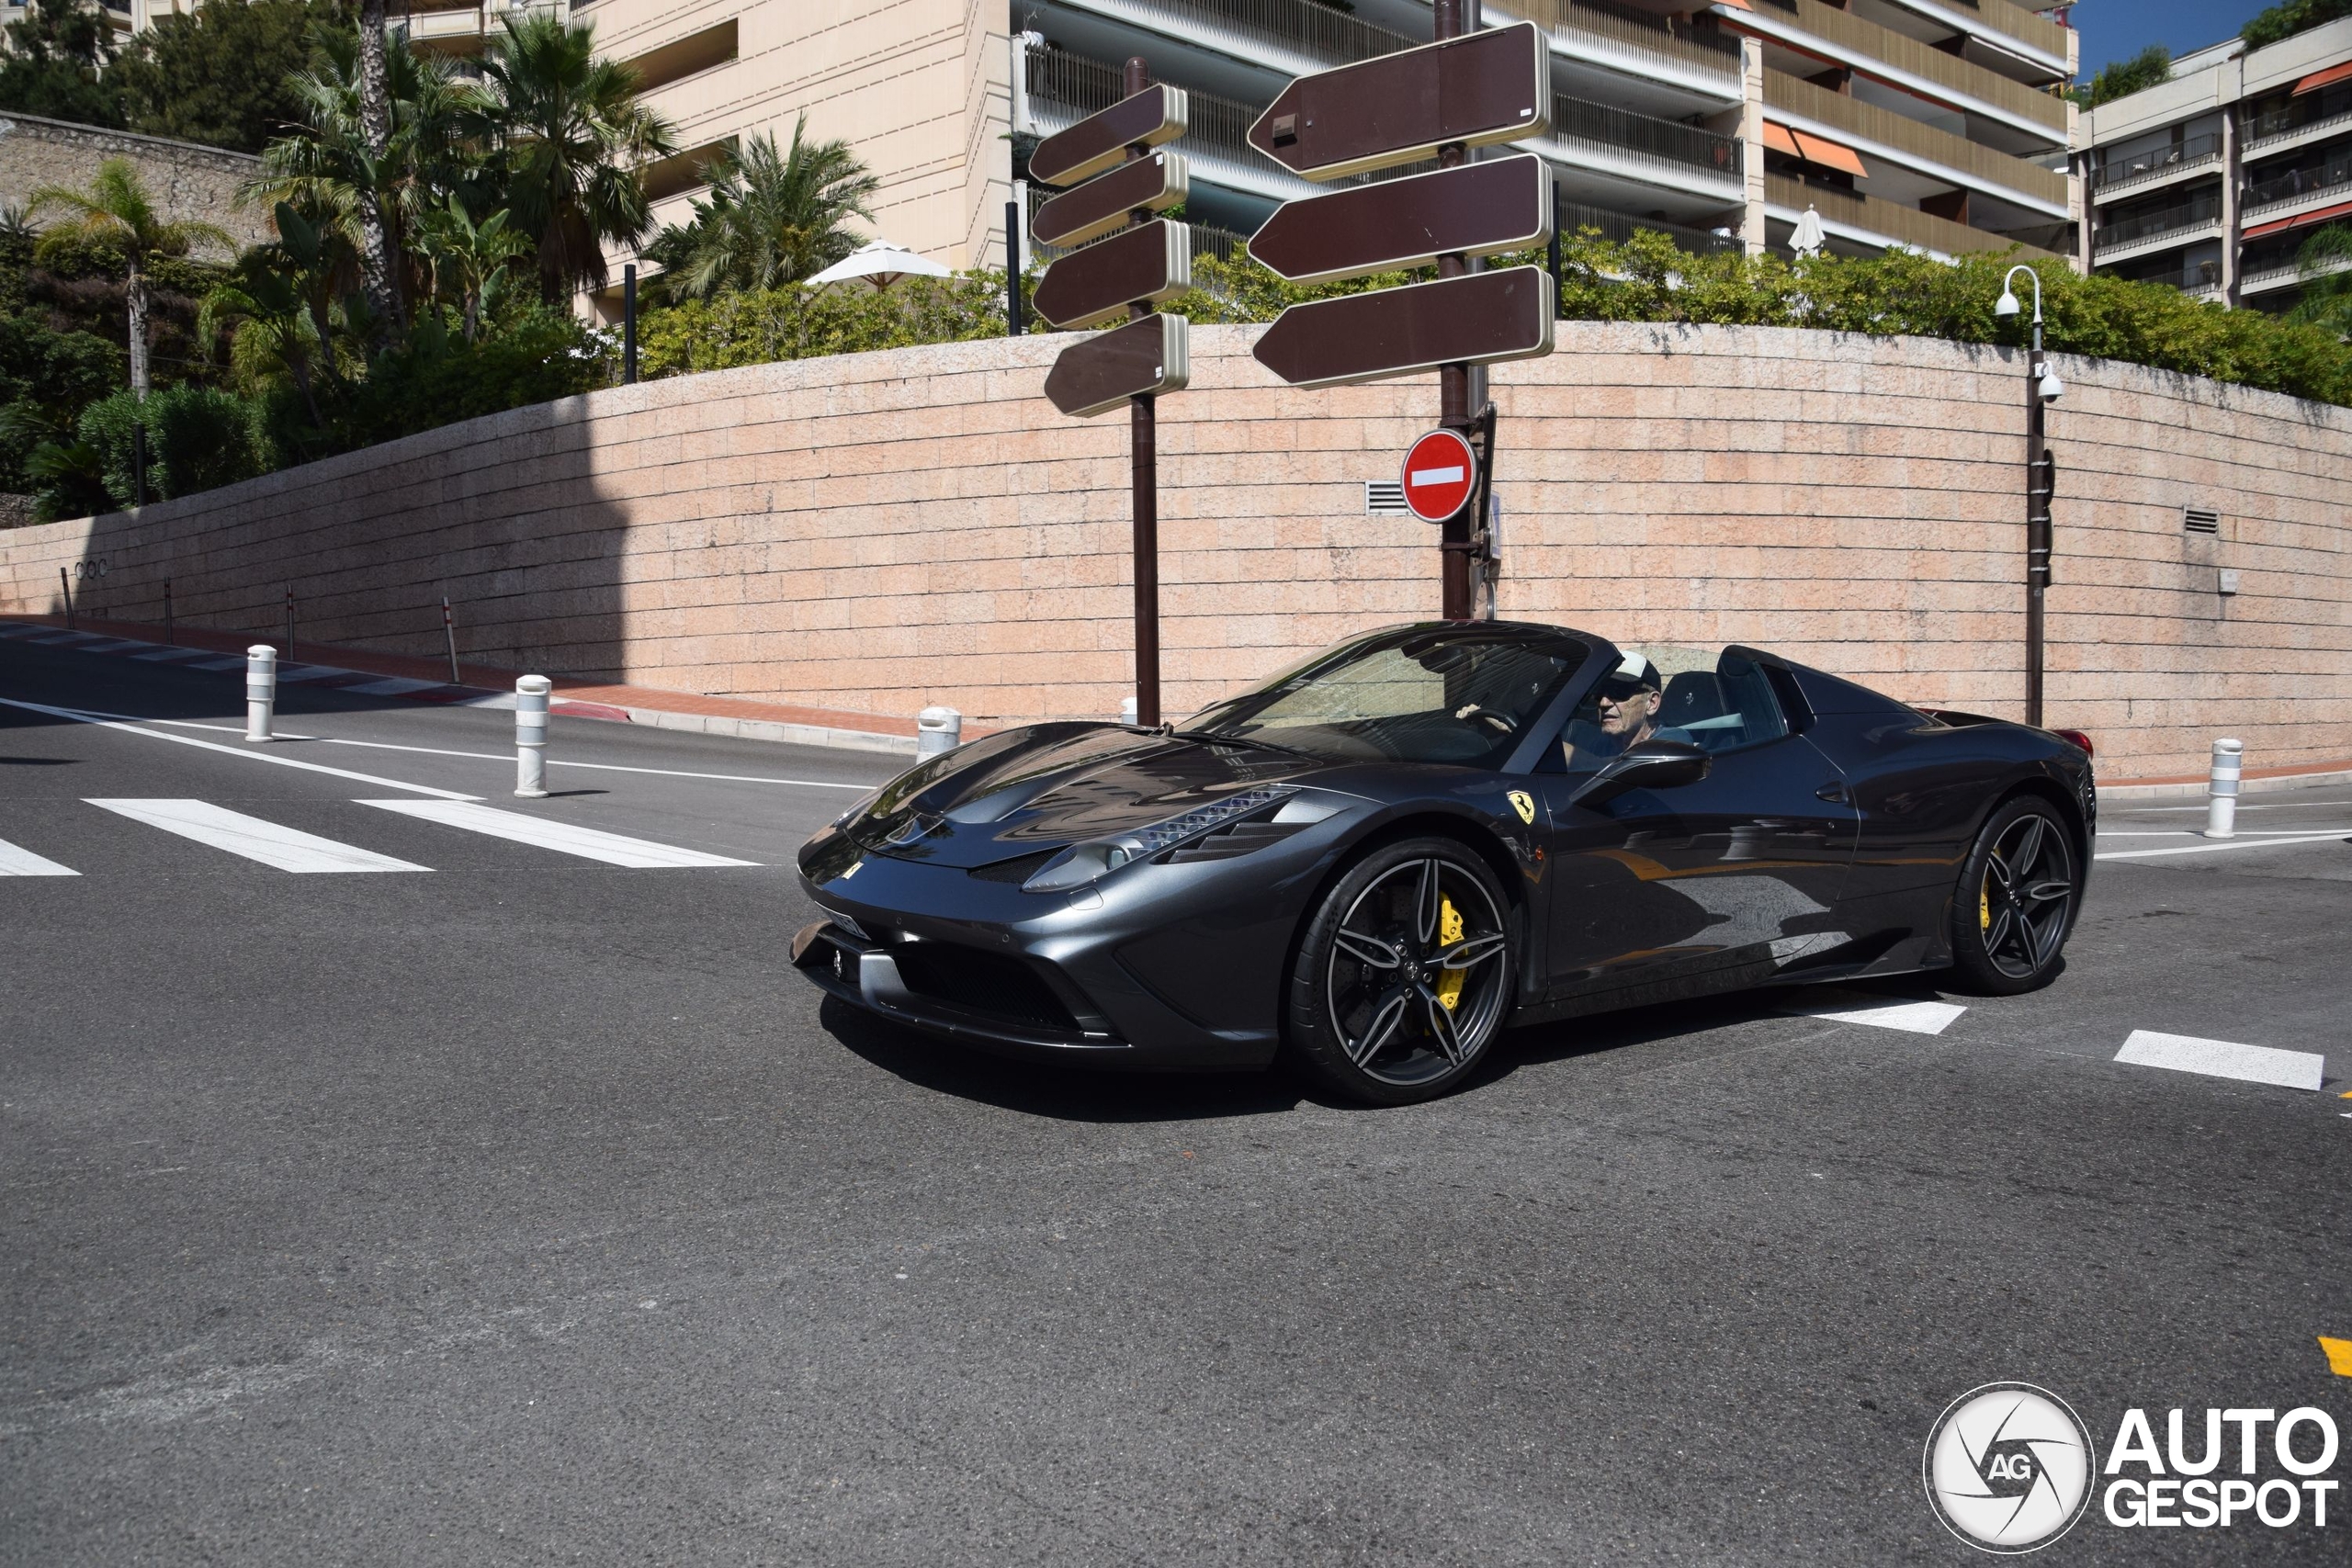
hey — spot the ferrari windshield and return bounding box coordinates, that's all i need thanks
[1183,626,1590,767]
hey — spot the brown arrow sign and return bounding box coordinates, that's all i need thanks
[1247,22,1551,182]
[1030,84,1190,188]
[1032,220,1192,330]
[1032,151,1191,249]
[1252,265,1554,389]
[1251,153,1554,284]
[1045,313,1192,419]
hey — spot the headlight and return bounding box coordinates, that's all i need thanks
[1023,785,1316,893]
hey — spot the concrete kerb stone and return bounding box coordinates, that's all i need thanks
[2096,765,2352,802]
[615,704,918,756]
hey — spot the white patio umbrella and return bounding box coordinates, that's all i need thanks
[805,240,954,290]
[1790,206,1827,259]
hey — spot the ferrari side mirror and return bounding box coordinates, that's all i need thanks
[1570,739,1712,810]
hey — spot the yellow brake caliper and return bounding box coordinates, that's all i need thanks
[1436,897,1466,1012]
[1980,874,1993,932]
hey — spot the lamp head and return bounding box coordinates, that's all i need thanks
[1994,289,2020,320]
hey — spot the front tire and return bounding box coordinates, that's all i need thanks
[1948,795,2080,995]
[1285,838,1516,1106]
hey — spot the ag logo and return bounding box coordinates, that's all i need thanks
[1924,1383,2097,1553]
[1507,790,1535,825]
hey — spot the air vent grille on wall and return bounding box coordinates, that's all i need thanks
[1365,480,1408,515]
[2184,506,2221,534]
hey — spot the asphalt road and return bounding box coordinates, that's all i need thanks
[3,630,2346,1566]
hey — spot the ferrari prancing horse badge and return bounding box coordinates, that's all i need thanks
[1508,790,1535,825]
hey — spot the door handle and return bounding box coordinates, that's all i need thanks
[1815,781,1849,803]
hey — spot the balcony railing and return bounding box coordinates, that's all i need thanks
[1024,44,1267,175]
[1747,0,2066,137]
[2246,148,2352,215]
[2095,193,2222,253]
[1766,70,2064,206]
[1559,199,1743,255]
[1107,0,1416,68]
[1908,0,2072,66]
[1767,172,2054,258]
[2248,96,2352,145]
[1497,0,1740,79]
[2093,134,2222,195]
[1552,93,1742,179]
[2116,258,2224,295]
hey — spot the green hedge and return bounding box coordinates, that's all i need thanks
[79,383,266,506]
[638,233,2352,410]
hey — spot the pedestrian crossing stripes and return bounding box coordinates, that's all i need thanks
[0,836,79,876]
[2,798,762,875]
[357,799,760,868]
[85,799,430,874]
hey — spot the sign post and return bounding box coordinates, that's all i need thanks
[1246,2,1552,620]
[1030,60,1193,725]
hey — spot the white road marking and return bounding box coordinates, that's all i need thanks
[132,718,874,789]
[0,836,79,876]
[188,657,248,671]
[127,647,210,662]
[2120,802,2352,812]
[2114,1029,2324,1092]
[2095,829,2335,837]
[1788,992,1967,1035]
[273,666,358,683]
[86,799,428,874]
[2098,830,2350,861]
[357,799,758,868]
[0,696,480,800]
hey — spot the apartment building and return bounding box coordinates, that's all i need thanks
[2077,15,2352,310]
[13,0,2078,298]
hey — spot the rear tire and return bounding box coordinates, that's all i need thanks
[1284,838,1515,1106]
[1947,795,2080,996]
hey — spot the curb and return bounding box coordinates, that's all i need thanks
[0,619,921,755]
[2098,767,2352,802]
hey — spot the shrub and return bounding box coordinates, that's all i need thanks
[77,382,265,506]
[2244,0,2352,50]
[638,270,1018,377]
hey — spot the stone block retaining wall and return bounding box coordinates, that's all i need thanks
[3,321,2345,780]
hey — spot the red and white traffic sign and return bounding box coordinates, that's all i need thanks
[1399,428,1478,523]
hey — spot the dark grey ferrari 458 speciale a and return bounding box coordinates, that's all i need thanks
[792,621,2096,1104]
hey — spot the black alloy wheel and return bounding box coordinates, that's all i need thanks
[1949,795,2080,995]
[1286,838,1515,1105]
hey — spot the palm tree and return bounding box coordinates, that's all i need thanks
[248,21,480,339]
[2286,224,2352,339]
[475,13,675,303]
[28,158,233,398]
[644,118,879,300]
[353,0,405,337]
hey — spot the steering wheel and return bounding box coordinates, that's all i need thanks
[1456,705,1519,737]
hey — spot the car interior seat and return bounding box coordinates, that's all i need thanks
[1659,671,1745,750]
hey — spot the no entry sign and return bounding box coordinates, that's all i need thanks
[1400,429,1478,524]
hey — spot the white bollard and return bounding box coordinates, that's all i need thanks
[515,674,551,798]
[916,705,962,759]
[2203,738,2243,839]
[244,644,277,742]
[1119,696,1139,727]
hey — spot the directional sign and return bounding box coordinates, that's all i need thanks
[1032,151,1191,249]
[1044,313,1191,419]
[1247,22,1551,182]
[1031,84,1191,188]
[1252,153,1554,285]
[1400,428,1478,523]
[1252,265,1554,389]
[1032,219,1192,330]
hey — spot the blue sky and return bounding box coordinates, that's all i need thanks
[2072,0,2274,75]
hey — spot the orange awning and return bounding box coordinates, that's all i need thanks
[1761,121,1802,157]
[1714,0,1754,9]
[2243,196,2352,240]
[2294,60,2352,96]
[1792,128,1870,179]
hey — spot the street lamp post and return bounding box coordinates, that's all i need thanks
[1994,265,2064,729]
